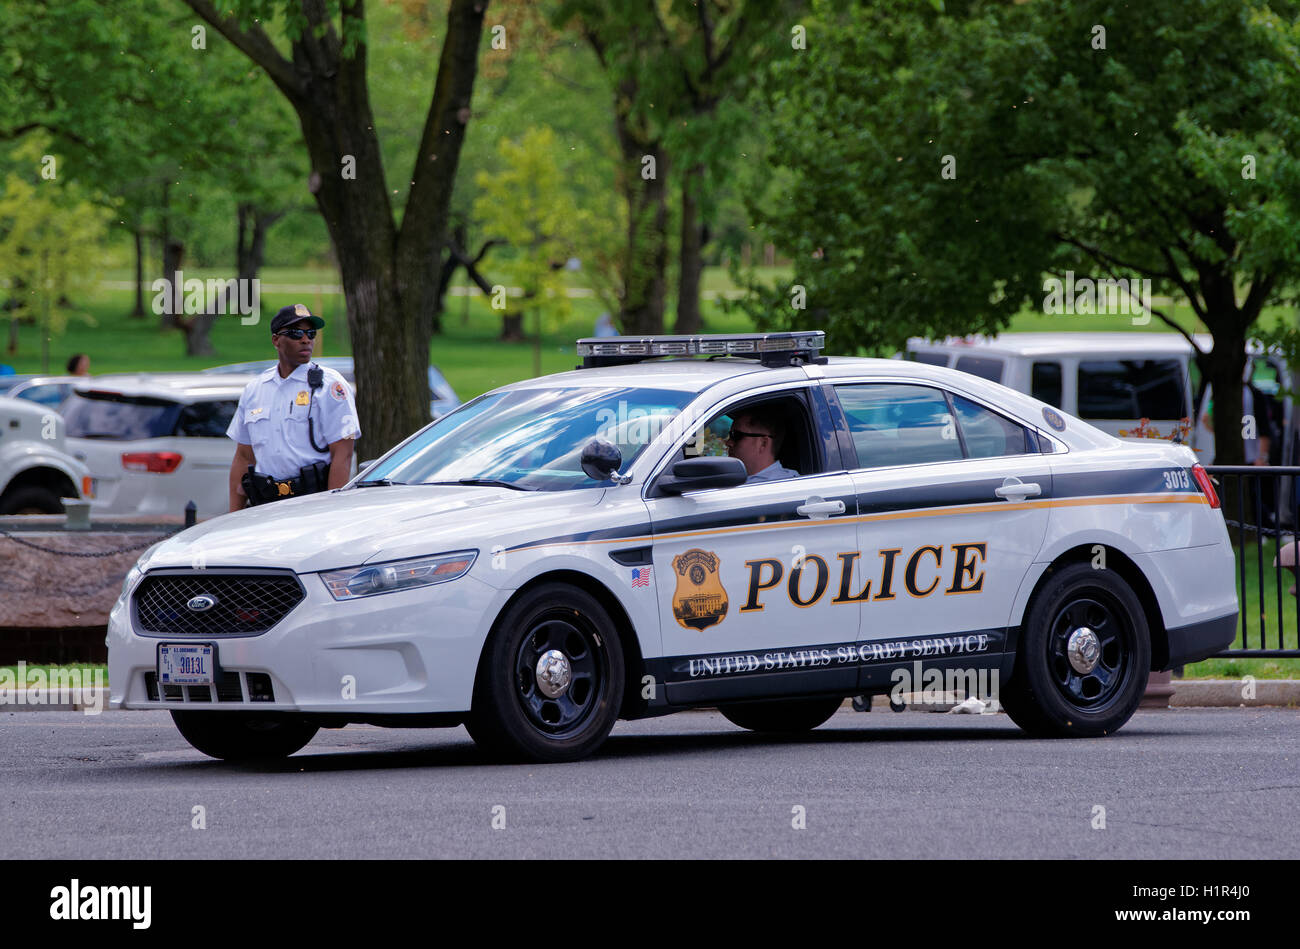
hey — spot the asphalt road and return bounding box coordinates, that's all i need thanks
[2,707,1297,859]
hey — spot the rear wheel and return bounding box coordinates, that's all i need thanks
[1001,562,1150,738]
[467,583,625,763]
[170,711,319,761]
[719,696,844,733]
[0,485,63,515]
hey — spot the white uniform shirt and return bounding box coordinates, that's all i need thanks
[227,362,361,480]
[747,460,799,483]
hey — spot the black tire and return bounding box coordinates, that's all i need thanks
[466,583,625,763]
[719,696,844,733]
[1001,562,1151,738]
[170,711,319,761]
[0,485,63,515]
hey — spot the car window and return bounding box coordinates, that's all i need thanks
[954,355,1004,383]
[15,384,68,408]
[673,394,817,479]
[951,394,1030,458]
[908,351,949,367]
[1031,361,1062,408]
[835,384,962,469]
[1078,359,1185,419]
[63,392,181,440]
[176,400,238,437]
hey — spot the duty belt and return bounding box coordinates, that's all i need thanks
[243,461,330,506]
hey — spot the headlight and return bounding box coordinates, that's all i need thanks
[319,550,478,601]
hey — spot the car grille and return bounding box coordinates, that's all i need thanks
[134,573,304,635]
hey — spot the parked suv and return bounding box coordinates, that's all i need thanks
[0,396,90,515]
[62,374,255,519]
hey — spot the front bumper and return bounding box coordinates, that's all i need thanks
[108,568,500,715]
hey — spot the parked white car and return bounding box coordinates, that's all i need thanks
[62,374,256,520]
[0,396,90,515]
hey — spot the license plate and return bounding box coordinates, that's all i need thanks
[158,644,215,685]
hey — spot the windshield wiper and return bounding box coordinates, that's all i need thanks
[354,478,401,487]
[425,478,535,492]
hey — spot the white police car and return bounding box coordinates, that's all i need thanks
[107,332,1238,762]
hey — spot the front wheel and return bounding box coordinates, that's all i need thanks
[719,696,844,733]
[466,583,625,763]
[170,711,319,761]
[1001,562,1151,738]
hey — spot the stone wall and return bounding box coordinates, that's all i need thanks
[0,521,175,662]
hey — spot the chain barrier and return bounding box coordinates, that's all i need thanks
[0,530,180,558]
[1222,520,1295,540]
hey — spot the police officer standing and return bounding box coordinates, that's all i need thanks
[226,304,361,511]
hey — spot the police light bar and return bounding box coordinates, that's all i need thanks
[576,332,827,369]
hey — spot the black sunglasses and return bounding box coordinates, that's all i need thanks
[277,328,317,340]
[727,427,769,441]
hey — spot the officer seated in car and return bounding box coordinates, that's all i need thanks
[725,407,798,483]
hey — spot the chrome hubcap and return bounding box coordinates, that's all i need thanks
[1067,627,1101,674]
[535,649,573,699]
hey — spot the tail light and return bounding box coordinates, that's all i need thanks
[1191,464,1219,509]
[121,451,183,474]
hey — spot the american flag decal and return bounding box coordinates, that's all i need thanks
[631,567,652,588]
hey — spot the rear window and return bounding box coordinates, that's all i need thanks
[63,391,180,440]
[1078,359,1185,420]
[954,355,1004,383]
[908,351,949,367]
[177,400,238,437]
[951,395,1030,459]
[1031,362,1062,407]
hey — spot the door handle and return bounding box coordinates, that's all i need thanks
[995,479,1041,500]
[796,497,845,518]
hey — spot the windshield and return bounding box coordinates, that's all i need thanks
[363,386,694,491]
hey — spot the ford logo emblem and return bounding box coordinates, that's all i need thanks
[187,594,218,613]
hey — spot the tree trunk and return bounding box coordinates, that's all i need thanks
[159,180,175,329]
[131,229,146,318]
[181,205,284,357]
[611,79,667,336]
[675,163,707,335]
[500,312,524,341]
[161,238,183,331]
[183,0,485,456]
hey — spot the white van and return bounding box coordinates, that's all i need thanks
[904,332,1295,464]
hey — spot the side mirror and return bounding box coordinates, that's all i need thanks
[656,456,748,495]
[581,438,624,482]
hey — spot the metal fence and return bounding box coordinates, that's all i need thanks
[1207,465,1300,658]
